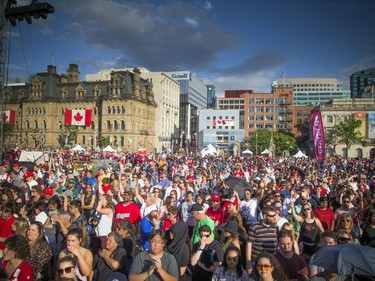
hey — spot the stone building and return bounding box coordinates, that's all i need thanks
[3,64,157,152]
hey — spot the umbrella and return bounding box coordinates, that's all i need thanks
[290,165,305,178]
[224,175,253,194]
[311,244,375,277]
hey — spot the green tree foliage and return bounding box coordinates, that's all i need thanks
[244,129,297,156]
[332,115,362,153]
[273,131,297,156]
[57,125,78,147]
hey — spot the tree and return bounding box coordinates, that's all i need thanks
[244,129,297,156]
[332,115,362,155]
[273,131,297,156]
[57,125,78,147]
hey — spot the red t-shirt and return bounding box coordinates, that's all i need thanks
[2,260,34,280]
[102,183,113,194]
[314,207,335,231]
[115,202,141,227]
[206,206,224,224]
[0,215,15,250]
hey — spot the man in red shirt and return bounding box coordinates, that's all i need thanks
[115,189,141,228]
[206,194,224,227]
[313,195,335,231]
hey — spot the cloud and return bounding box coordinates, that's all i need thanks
[55,0,239,71]
[203,70,278,96]
[185,17,199,28]
[216,49,285,75]
[341,55,375,76]
[41,27,54,35]
[203,1,212,10]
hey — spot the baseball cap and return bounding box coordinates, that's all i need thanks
[23,171,34,179]
[319,195,329,202]
[228,197,239,206]
[123,189,134,197]
[13,163,20,167]
[68,179,76,184]
[62,190,73,198]
[189,204,203,213]
[45,187,54,196]
[211,194,221,202]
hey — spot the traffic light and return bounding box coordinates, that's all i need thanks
[5,0,55,26]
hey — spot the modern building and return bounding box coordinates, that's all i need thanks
[350,68,375,98]
[137,72,180,152]
[165,71,207,153]
[272,78,350,106]
[3,64,157,151]
[198,109,244,151]
[86,67,180,152]
[315,98,375,158]
[206,85,217,109]
[244,87,294,137]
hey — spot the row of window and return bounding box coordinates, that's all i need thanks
[293,83,341,87]
[206,116,236,119]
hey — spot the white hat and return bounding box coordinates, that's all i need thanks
[35,211,48,225]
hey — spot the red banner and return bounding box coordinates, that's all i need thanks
[65,109,92,126]
[2,110,16,124]
[310,111,326,162]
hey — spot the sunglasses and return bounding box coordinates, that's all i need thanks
[226,256,239,262]
[153,190,160,193]
[200,234,210,238]
[245,193,251,195]
[303,208,311,211]
[256,264,272,271]
[341,219,351,222]
[57,266,74,275]
[274,195,281,197]
[343,201,350,203]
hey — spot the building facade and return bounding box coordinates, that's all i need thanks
[350,68,375,98]
[273,78,350,106]
[4,65,157,152]
[165,71,207,152]
[316,98,375,158]
[206,85,217,109]
[244,87,294,137]
[198,109,244,151]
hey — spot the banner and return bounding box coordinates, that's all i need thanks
[65,109,92,126]
[368,112,375,139]
[2,110,16,124]
[310,111,325,162]
[353,112,366,138]
[213,119,235,126]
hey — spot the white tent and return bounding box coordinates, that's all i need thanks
[293,150,307,158]
[242,149,253,156]
[71,144,85,151]
[201,144,217,156]
[19,151,50,165]
[261,148,270,155]
[103,145,116,152]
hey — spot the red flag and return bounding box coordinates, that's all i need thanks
[65,110,92,126]
[2,110,16,124]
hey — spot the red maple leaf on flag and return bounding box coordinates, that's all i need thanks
[74,112,84,122]
[2,113,7,121]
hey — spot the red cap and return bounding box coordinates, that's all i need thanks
[4,161,9,165]
[228,197,239,206]
[23,171,34,179]
[211,195,221,202]
[44,187,53,196]
[13,163,20,167]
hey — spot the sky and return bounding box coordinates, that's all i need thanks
[5,0,375,96]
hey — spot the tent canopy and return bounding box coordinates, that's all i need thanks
[201,144,217,156]
[261,148,270,155]
[103,145,116,152]
[71,144,85,151]
[242,149,253,156]
[293,150,307,158]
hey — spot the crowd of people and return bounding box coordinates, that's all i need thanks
[0,151,375,281]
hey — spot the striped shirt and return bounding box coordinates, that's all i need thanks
[248,221,278,261]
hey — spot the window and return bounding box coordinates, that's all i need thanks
[327,115,333,123]
[121,121,125,130]
[207,116,210,119]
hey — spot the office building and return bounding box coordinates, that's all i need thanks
[206,85,217,109]
[350,67,375,98]
[272,78,350,106]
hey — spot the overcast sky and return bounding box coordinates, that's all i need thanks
[6,0,375,95]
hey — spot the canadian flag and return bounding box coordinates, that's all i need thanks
[65,109,92,126]
[213,119,234,126]
[2,110,16,124]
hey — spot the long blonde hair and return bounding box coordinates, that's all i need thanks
[13,217,29,236]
